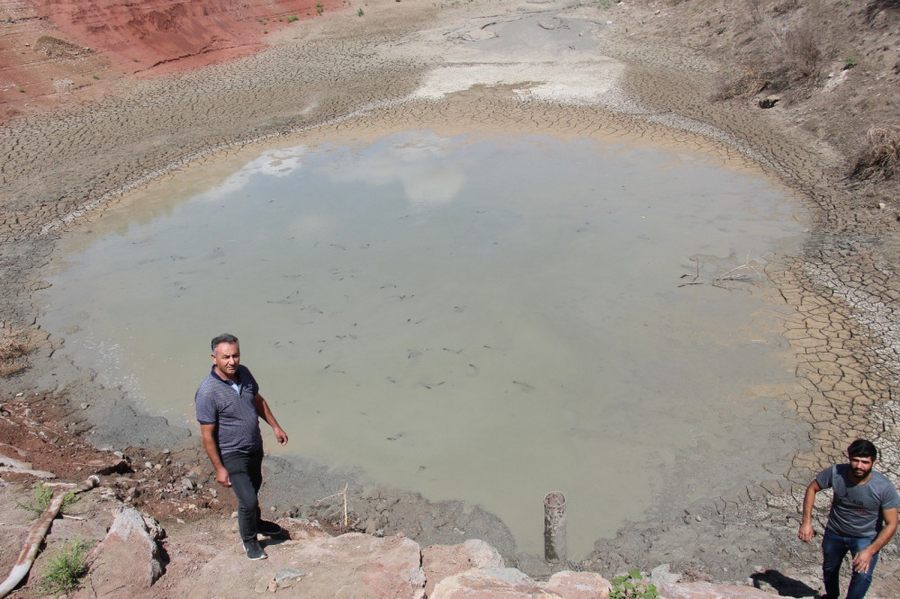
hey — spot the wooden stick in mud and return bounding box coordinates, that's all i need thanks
[0,475,100,598]
[314,483,350,530]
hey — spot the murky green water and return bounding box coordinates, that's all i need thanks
[40,131,807,557]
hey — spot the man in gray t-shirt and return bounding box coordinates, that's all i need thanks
[196,334,289,561]
[799,439,900,599]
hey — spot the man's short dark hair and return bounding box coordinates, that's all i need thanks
[848,439,878,461]
[211,333,239,352]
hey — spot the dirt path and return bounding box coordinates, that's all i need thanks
[1,0,898,596]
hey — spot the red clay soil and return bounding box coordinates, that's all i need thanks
[0,0,347,121]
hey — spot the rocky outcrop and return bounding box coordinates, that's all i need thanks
[656,580,780,599]
[83,507,166,594]
[422,539,505,596]
[155,517,779,598]
[430,568,612,599]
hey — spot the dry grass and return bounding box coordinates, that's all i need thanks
[851,126,900,180]
[713,69,768,101]
[713,11,824,102]
[773,0,801,15]
[779,21,822,81]
[865,0,900,24]
[0,327,42,377]
[745,0,763,24]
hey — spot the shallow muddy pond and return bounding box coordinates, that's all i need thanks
[40,131,808,558]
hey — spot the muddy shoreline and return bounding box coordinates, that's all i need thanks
[2,0,898,593]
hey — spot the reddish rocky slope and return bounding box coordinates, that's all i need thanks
[0,0,346,120]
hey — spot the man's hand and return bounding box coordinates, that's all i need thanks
[798,522,815,543]
[215,467,232,487]
[852,547,875,574]
[273,426,289,445]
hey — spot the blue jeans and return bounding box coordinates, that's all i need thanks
[822,529,879,599]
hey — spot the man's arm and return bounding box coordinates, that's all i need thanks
[852,507,898,574]
[798,479,822,542]
[200,423,231,487]
[254,393,288,445]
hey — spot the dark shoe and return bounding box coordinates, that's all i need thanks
[244,539,268,560]
[257,520,285,537]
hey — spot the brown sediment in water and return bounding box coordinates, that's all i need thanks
[1,0,898,595]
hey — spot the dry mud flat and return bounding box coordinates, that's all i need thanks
[1,0,898,595]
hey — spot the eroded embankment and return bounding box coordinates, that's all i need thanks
[0,0,347,120]
[1,0,898,593]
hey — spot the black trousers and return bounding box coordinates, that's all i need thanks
[222,448,263,542]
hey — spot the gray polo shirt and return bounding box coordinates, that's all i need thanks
[817,464,900,538]
[195,364,263,456]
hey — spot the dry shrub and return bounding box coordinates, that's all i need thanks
[0,327,42,377]
[746,0,762,23]
[712,69,768,101]
[865,0,900,24]
[851,125,900,180]
[779,21,822,80]
[773,0,801,15]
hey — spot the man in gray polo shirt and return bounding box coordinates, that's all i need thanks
[799,439,899,599]
[196,333,289,560]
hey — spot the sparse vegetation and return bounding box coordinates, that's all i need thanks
[357,8,365,16]
[843,55,858,70]
[17,483,79,518]
[779,21,823,81]
[596,0,617,8]
[746,0,762,24]
[773,0,801,15]
[40,540,90,594]
[714,15,825,102]
[851,125,900,180]
[713,68,767,101]
[1,339,29,376]
[611,570,659,599]
[316,1,324,15]
[287,15,299,23]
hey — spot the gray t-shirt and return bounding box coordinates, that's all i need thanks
[195,365,263,456]
[816,464,900,537]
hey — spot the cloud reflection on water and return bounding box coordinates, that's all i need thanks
[319,133,467,209]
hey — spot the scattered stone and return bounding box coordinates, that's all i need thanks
[94,458,130,475]
[275,568,305,588]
